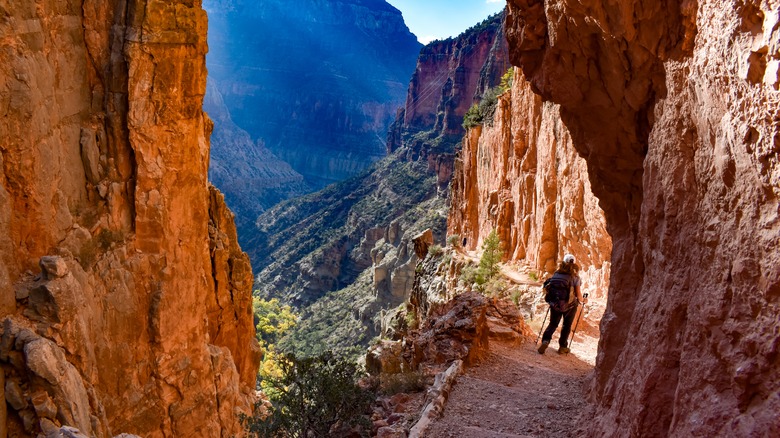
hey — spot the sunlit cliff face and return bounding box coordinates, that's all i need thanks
[0,1,258,436]
[506,0,779,435]
[447,68,612,299]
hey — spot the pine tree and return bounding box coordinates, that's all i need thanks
[477,229,503,283]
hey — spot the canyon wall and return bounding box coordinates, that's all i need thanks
[0,1,259,436]
[205,0,421,189]
[399,14,510,140]
[248,15,511,357]
[506,0,779,435]
[204,81,311,235]
[448,68,612,298]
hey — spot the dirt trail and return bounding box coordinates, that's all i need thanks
[426,331,598,437]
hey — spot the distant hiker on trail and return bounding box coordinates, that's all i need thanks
[538,254,587,354]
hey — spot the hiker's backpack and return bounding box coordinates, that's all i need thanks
[543,273,574,312]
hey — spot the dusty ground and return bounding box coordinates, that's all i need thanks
[426,321,599,437]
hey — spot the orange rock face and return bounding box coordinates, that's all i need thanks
[0,1,258,436]
[448,68,612,296]
[506,0,779,435]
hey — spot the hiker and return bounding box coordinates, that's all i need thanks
[538,254,587,354]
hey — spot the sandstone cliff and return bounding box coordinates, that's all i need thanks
[398,14,510,140]
[0,1,259,436]
[506,0,779,435]
[448,68,612,297]
[205,0,421,189]
[249,16,511,357]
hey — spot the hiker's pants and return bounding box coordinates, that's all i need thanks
[542,304,579,347]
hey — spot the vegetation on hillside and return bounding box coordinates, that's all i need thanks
[278,272,375,359]
[253,298,299,390]
[243,352,375,438]
[460,229,507,295]
[463,68,513,130]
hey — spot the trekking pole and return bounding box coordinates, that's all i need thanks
[535,306,550,345]
[569,293,589,346]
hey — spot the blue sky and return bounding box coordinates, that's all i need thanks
[387,0,506,44]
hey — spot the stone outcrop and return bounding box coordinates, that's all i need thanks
[205,0,422,189]
[402,292,490,370]
[448,68,613,297]
[387,12,510,171]
[0,1,258,436]
[506,0,780,435]
[398,14,510,140]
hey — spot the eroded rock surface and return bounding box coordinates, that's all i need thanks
[204,81,311,235]
[0,1,258,436]
[506,0,780,435]
[205,0,422,188]
[448,68,612,296]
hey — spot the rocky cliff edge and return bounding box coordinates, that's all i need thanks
[506,0,779,435]
[0,1,259,436]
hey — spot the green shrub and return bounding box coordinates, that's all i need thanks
[459,230,505,294]
[499,67,513,93]
[511,289,522,307]
[459,264,479,287]
[477,230,504,283]
[446,234,461,248]
[428,244,444,258]
[481,277,509,298]
[242,352,375,438]
[528,270,539,281]
[462,103,482,130]
[462,87,503,129]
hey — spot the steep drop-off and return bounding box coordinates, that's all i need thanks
[0,1,258,436]
[506,0,779,435]
[204,82,311,235]
[448,68,612,297]
[388,13,510,156]
[205,0,422,189]
[249,15,510,356]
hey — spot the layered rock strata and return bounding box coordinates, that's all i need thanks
[448,68,612,297]
[506,0,780,435]
[0,1,259,436]
[388,12,510,156]
[204,82,311,235]
[250,15,512,356]
[205,0,422,189]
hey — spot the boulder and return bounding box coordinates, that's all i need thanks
[366,340,404,375]
[39,257,69,281]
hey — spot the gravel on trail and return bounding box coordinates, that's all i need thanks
[426,334,598,438]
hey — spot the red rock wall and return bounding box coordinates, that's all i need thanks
[0,1,259,436]
[448,68,612,297]
[506,0,779,435]
[400,15,510,139]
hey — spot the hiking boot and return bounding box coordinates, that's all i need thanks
[558,346,570,354]
[538,341,549,354]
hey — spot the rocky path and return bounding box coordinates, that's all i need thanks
[425,334,598,437]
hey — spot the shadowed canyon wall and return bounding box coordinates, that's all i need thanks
[204,81,311,235]
[0,1,259,436]
[506,0,779,435]
[205,0,421,190]
[448,68,612,298]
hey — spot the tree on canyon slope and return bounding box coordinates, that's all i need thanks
[478,229,504,282]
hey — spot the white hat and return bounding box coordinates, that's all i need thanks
[563,254,575,264]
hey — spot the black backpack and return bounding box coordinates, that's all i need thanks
[543,273,573,312]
